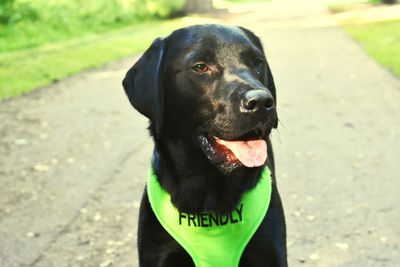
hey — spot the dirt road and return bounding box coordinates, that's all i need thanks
[1,0,399,266]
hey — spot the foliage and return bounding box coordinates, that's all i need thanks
[368,0,397,4]
[344,19,400,77]
[0,0,38,24]
[0,0,184,52]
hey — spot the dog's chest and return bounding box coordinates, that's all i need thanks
[147,168,272,267]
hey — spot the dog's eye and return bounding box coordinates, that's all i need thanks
[192,63,210,73]
[252,58,264,68]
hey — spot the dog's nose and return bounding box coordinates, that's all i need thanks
[241,89,275,113]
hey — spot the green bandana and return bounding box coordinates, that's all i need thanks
[147,168,272,267]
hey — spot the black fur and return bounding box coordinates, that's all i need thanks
[123,24,287,267]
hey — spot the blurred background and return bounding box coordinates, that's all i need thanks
[0,0,399,266]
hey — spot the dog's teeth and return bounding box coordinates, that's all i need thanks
[197,135,218,161]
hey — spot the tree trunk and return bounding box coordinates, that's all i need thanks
[185,0,214,13]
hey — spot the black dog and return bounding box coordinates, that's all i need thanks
[123,24,287,267]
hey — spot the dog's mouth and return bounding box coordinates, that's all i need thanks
[197,127,269,169]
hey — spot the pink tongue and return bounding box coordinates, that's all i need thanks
[216,138,267,167]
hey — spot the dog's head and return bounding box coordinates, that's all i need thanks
[123,24,278,173]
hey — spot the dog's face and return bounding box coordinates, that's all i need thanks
[123,24,278,173]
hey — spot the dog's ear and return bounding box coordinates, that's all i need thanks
[122,38,165,136]
[239,26,278,128]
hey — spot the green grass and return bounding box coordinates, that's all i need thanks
[0,0,184,52]
[0,0,187,101]
[344,19,400,77]
[0,20,183,101]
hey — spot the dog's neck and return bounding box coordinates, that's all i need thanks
[152,136,266,215]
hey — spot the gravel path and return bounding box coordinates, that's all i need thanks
[0,0,399,266]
